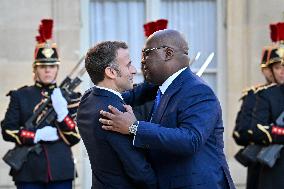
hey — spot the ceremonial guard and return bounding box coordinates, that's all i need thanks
[1,19,81,189]
[232,45,275,189]
[250,40,284,189]
[232,22,284,189]
[233,46,274,145]
[243,23,284,189]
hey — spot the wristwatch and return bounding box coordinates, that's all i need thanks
[129,121,139,135]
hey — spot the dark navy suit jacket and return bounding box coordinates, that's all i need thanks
[124,68,235,189]
[77,87,157,189]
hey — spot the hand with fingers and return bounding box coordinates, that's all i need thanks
[99,104,137,135]
[51,88,69,122]
[34,126,59,143]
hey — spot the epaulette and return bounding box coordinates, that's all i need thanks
[254,83,277,94]
[240,84,264,99]
[240,87,252,99]
[6,85,28,96]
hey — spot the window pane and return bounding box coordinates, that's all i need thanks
[161,0,217,92]
[201,72,217,92]
[161,0,217,69]
[90,0,146,83]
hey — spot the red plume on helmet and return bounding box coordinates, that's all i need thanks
[155,19,168,31]
[275,22,284,62]
[35,35,45,44]
[41,19,53,41]
[277,22,284,42]
[143,19,168,37]
[270,24,278,43]
[265,22,284,66]
[36,19,53,43]
[143,21,156,37]
[34,19,60,67]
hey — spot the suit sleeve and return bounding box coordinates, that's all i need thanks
[106,130,157,189]
[233,91,256,146]
[56,92,81,146]
[133,85,220,156]
[1,91,35,145]
[250,92,271,144]
[123,82,158,106]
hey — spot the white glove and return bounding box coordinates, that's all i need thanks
[34,126,59,143]
[51,88,68,122]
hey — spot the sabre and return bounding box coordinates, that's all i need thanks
[196,52,214,77]
[188,51,201,66]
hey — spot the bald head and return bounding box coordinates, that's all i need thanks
[147,29,189,53]
[141,29,190,85]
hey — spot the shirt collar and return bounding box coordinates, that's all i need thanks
[159,67,187,94]
[95,85,124,101]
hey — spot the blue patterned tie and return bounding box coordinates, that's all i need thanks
[150,89,162,122]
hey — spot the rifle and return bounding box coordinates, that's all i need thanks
[26,56,86,128]
[256,144,283,167]
[3,57,86,171]
[256,112,284,167]
[234,144,262,167]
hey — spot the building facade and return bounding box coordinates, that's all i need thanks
[0,0,284,188]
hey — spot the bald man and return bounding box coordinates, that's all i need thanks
[100,29,235,189]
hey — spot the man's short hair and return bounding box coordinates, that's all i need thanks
[85,41,128,84]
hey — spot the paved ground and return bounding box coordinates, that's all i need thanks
[228,158,247,189]
[0,157,248,188]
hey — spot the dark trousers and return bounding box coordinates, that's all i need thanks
[16,180,72,189]
[246,163,260,189]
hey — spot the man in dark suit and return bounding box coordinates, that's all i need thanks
[99,29,235,189]
[76,41,157,189]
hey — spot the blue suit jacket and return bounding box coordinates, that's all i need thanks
[77,87,157,189]
[124,68,235,189]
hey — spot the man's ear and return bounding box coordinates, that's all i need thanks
[105,67,116,79]
[165,47,174,61]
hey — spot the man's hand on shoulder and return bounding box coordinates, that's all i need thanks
[100,105,137,135]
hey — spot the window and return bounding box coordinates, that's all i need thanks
[161,0,217,91]
[89,0,146,83]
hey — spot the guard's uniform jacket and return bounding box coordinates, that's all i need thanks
[250,84,284,189]
[232,83,273,189]
[1,81,81,183]
[234,85,261,146]
[250,83,281,144]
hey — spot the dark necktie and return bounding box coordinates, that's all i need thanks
[150,89,162,122]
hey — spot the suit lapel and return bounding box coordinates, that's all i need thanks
[153,68,192,123]
[153,84,182,123]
